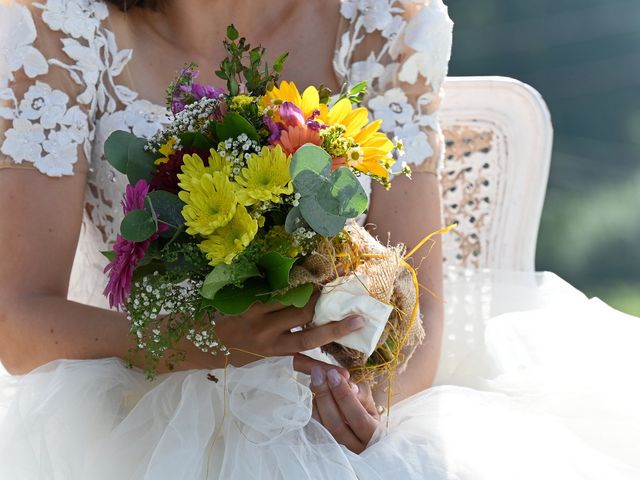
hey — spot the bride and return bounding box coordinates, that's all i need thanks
[0,0,639,478]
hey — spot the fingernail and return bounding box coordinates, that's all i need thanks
[349,382,359,394]
[346,316,365,331]
[327,369,342,387]
[311,366,325,387]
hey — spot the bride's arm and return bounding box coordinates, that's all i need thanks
[367,173,444,404]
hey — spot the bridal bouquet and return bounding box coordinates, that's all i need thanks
[102,26,426,383]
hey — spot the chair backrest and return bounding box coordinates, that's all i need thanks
[438,76,553,272]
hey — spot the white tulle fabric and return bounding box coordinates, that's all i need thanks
[1,269,640,479]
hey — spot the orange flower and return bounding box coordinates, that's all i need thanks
[276,125,322,155]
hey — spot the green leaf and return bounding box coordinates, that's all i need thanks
[104,130,136,174]
[327,167,368,217]
[214,111,259,142]
[193,132,212,151]
[145,191,185,230]
[284,206,307,234]
[101,250,116,262]
[120,209,157,242]
[257,252,296,290]
[269,283,313,308]
[299,196,347,237]
[227,24,239,40]
[201,261,261,300]
[206,279,271,315]
[126,137,157,184]
[290,144,332,179]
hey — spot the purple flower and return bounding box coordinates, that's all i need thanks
[104,179,165,310]
[170,66,225,114]
[279,102,306,128]
[264,114,285,143]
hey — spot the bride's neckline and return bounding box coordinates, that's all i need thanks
[102,1,347,113]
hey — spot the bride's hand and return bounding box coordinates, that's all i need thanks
[310,366,381,454]
[214,299,365,367]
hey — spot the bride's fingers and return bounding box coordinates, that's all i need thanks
[280,316,365,353]
[266,294,319,331]
[292,353,349,379]
[325,369,378,444]
[310,366,363,453]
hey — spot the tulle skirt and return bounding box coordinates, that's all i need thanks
[1,268,639,479]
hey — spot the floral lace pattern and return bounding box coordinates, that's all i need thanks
[0,0,452,251]
[334,0,453,173]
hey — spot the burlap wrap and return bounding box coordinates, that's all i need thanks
[289,223,425,384]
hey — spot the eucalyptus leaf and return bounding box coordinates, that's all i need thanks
[257,252,296,290]
[299,196,347,237]
[145,191,185,230]
[126,137,157,184]
[120,209,156,242]
[104,130,136,174]
[290,144,332,179]
[269,283,313,308]
[201,261,261,300]
[327,167,368,217]
[284,206,307,234]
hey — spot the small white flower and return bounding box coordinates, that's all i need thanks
[350,53,385,84]
[392,123,433,172]
[0,118,45,164]
[38,129,78,176]
[19,82,69,129]
[368,88,415,133]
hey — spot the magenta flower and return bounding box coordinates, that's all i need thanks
[264,114,285,143]
[104,180,165,310]
[279,102,306,127]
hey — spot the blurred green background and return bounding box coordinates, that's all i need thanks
[447,0,640,316]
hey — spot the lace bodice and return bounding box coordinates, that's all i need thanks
[0,0,453,305]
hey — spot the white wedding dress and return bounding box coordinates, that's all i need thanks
[1,1,639,479]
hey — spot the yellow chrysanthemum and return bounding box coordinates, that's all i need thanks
[199,205,258,266]
[229,94,256,112]
[260,81,320,119]
[178,172,237,236]
[155,138,177,165]
[235,145,293,205]
[319,99,395,180]
[177,152,231,192]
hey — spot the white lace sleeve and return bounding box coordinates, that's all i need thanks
[334,0,453,176]
[0,0,109,177]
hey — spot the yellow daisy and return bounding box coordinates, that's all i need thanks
[177,151,231,192]
[260,81,321,119]
[235,145,293,206]
[320,99,395,179]
[199,205,259,266]
[178,172,237,236]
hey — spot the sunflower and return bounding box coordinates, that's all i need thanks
[199,205,258,266]
[178,172,237,236]
[235,145,293,206]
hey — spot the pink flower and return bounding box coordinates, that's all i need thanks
[104,179,165,310]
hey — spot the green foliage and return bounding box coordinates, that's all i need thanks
[104,130,156,184]
[201,260,261,300]
[120,209,157,242]
[214,111,259,142]
[215,24,288,96]
[269,283,314,308]
[335,81,369,105]
[290,144,368,236]
[145,191,185,231]
[257,251,297,291]
[204,279,271,315]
